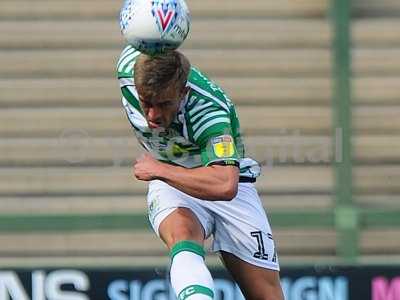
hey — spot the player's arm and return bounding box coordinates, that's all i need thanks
[134,153,239,201]
[134,94,241,200]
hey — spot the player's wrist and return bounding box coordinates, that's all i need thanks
[153,161,171,180]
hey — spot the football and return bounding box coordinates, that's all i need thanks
[119,0,191,55]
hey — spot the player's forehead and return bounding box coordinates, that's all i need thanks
[138,87,181,105]
[139,97,177,106]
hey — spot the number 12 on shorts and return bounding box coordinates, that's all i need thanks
[250,231,277,262]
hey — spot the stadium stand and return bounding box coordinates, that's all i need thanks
[0,0,399,266]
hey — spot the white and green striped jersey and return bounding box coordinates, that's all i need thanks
[117,45,260,179]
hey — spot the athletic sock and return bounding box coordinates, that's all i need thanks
[169,240,214,300]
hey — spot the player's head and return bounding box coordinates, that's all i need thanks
[134,51,190,129]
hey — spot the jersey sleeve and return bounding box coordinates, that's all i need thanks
[117,45,140,79]
[116,46,145,113]
[185,98,240,166]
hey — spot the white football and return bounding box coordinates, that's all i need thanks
[119,0,191,55]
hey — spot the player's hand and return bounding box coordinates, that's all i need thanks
[133,153,164,181]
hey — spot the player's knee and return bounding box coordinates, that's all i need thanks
[159,207,205,247]
[163,219,204,247]
[169,226,202,246]
[251,287,284,300]
[244,280,284,300]
[249,293,282,300]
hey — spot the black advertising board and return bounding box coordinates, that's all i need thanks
[0,266,399,300]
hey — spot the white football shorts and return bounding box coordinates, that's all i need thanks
[147,180,280,271]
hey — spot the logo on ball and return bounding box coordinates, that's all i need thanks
[151,0,178,34]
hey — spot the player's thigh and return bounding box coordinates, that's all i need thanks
[158,207,205,249]
[147,180,213,249]
[220,251,284,300]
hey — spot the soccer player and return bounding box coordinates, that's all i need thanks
[117,46,284,300]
